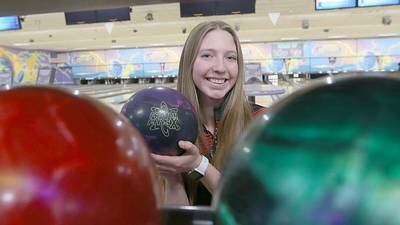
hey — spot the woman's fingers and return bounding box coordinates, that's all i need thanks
[151,153,179,166]
[178,140,196,154]
[151,154,186,175]
[179,141,203,169]
[155,164,177,174]
[150,141,202,174]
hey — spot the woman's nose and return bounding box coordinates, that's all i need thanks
[212,56,226,72]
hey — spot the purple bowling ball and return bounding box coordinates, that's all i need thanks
[121,86,198,156]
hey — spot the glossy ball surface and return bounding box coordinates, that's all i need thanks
[121,86,198,156]
[0,86,161,225]
[215,74,400,225]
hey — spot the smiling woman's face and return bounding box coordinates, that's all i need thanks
[192,29,238,105]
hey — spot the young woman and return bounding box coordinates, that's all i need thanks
[152,20,266,205]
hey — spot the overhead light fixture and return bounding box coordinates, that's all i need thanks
[382,16,392,25]
[377,33,398,37]
[145,12,154,21]
[280,37,299,41]
[328,35,348,39]
[72,47,88,51]
[111,45,126,48]
[13,42,31,46]
[234,24,240,32]
[302,19,309,29]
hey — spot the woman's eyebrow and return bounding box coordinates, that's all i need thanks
[198,48,215,52]
[199,49,237,54]
[225,50,238,54]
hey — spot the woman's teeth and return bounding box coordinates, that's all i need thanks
[208,78,225,84]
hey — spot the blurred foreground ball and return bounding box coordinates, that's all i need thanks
[214,74,400,225]
[121,86,198,156]
[0,86,161,225]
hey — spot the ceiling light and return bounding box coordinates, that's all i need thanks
[234,24,240,32]
[377,33,398,37]
[280,37,299,41]
[111,45,125,48]
[145,12,154,21]
[13,42,31,46]
[382,16,392,25]
[302,19,309,29]
[151,43,165,46]
[328,35,348,39]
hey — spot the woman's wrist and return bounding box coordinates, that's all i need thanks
[187,155,209,181]
[192,154,203,170]
[194,156,209,176]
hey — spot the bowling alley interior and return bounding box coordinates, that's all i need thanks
[1,0,400,224]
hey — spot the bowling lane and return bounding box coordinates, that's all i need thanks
[61,83,177,112]
[63,84,130,95]
[58,81,288,113]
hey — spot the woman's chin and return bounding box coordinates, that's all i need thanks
[208,94,226,103]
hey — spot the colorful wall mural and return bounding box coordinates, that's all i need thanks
[244,38,400,74]
[61,47,183,79]
[3,37,397,86]
[6,37,397,83]
[0,47,51,85]
[0,47,76,85]
[357,38,400,71]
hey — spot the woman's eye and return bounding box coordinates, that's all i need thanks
[227,56,237,61]
[201,54,212,58]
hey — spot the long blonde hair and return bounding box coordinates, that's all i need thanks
[177,21,252,170]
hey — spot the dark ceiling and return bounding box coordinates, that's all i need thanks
[0,0,180,16]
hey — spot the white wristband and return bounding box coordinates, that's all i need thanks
[194,156,209,176]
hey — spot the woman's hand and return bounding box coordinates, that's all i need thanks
[152,140,202,177]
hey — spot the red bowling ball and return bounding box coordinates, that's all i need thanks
[0,86,161,225]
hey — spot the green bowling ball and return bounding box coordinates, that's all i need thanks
[213,74,400,225]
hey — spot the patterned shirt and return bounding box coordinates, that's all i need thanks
[193,103,267,205]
